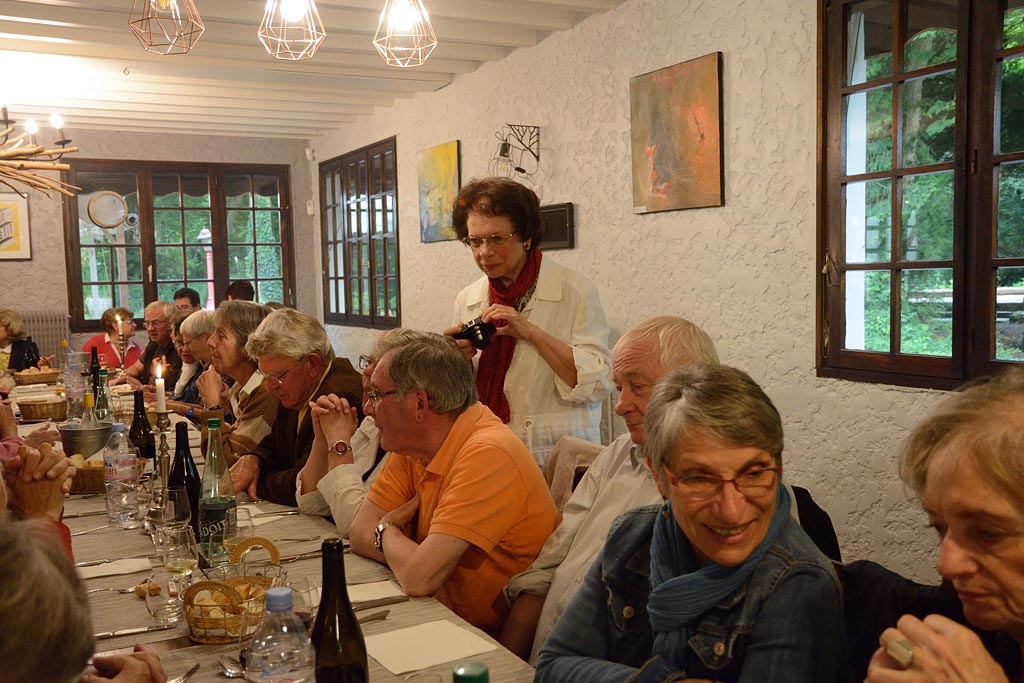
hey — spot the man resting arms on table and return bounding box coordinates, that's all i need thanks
[349,332,559,636]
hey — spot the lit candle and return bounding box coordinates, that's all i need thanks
[155,363,167,413]
[24,118,38,145]
[49,113,64,142]
[116,313,123,339]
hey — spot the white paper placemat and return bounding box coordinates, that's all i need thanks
[365,619,496,675]
[311,580,404,604]
[79,558,153,579]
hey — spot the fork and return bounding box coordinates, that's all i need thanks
[167,662,200,683]
[85,585,137,594]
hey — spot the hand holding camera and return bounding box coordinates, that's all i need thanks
[451,317,498,350]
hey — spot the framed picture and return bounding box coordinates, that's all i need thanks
[630,51,724,214]
[0,192,31,260]
[541,202,575,250]
[417,140,461,243]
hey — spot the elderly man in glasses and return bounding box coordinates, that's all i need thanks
[232,308,362,505]
[349,331,559,638]
[113,300,182,390]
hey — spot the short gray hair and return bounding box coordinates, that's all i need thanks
[144,300,175,321]
[179,309,215,339]
[246,308,332,361]
[614,316,719,369]
[383,332,477,417]
[0,521,94,683]
[213,301,271,361]
[371,327,429,360]
[644,364,783,488]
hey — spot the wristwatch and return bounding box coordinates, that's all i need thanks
[331,439,351,455]
[374,520,401,553]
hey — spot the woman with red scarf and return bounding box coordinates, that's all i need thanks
[445,178,612,466]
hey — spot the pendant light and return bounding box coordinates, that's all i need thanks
[128,0,205,56]
[258,0,327,61]
[373,0,437,68]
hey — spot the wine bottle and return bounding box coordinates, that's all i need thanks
[24,336,40,369]
[94,368,113,422]
[89,346,101,397]
[452,662,489,683]
[311,538,368,683]
[128,389,156,460]
[168,421,201,539]
[80,392,101,429]
[199,417,236,567]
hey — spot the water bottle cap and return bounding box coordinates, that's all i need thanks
[452,661,488,683]
[207,417,221,429]
[264,587,293,612]
[111,422,126,433]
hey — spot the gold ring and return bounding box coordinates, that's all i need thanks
[885,638,914,669]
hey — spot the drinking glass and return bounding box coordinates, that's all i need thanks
[144,569,185,624]
[285,577,317,631]
[221,506,254,558]
[164,486,192,526]
[162,524,200,581]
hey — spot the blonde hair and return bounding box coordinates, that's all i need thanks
[615,316,719,368]
[0,309,27,340]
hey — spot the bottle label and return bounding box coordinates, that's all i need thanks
[199,496,237,562]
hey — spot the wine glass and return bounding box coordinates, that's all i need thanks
[286,577,317,631]
[222,506,254,557]
[164,486,192,526]
[162,524,200,584]
[144,568,185,624]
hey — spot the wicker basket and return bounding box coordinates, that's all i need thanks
[17,397,67,422]
[69,458,148,495]
[182,575,274,643]
[13,368,62,385]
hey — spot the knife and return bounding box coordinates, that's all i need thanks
[93,623,177,640]
[75,552,157,568]
[63,509,108,519]
[251,510,301,518]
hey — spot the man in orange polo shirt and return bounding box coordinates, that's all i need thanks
[350,332,558,636]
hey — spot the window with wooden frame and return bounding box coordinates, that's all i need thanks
[320,137,400,328]
[63,160,294,332]
[818,0,1024,388]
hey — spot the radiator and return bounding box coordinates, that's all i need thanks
[13,309,70,361]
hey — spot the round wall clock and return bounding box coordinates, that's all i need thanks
[87,190,128,228]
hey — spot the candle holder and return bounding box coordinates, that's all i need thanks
[143,411,173,534]
[117,335,129,378]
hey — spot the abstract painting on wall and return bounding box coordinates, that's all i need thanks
[417,140,461,242]
[630,52,724,214]
[0,192,31,260]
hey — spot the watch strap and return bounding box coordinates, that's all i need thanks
[374,520,401,553]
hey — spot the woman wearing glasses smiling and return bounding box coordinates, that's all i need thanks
[536,364,844,683]
[444,178,612,467]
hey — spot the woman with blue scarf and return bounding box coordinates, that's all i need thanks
[535,364,845,683]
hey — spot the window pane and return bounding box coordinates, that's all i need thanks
[845,179,892,263]
[904,0,958,72]
[329,277,338,313]
[186,246,210,280]
[902,171,954,261]
[999,54,1024,155]
[383,150,395,192]
[387,240,397,273]
[846,270,891,351]
[349,278,361,313]
[227,211,254,243]
[360,277,371,312]
[335,245,344,279]
[257,279,283,303]
[901,71,956,167]
[376,279,386,316]
[385,194,396,233]
[157,282,180,302]
[995,266,1024,360]
[1003,1,1024,49]
[156,246,184,280]
[154,211,181,244]
[388,277,399,317]
[82,284,113,320]
[182,174,210,208]
[152,175,180,207]
[997,162,1024,257]
[225,175,252,209]
[847,0,893,86]
[844,87,892,175]
[184,211,212,243]
[373,197,384,235]
[81,247,112,282]
[254,175,280,208]
[123,247,143,281]
[229,246,254,278]
[256,245,282,278]
[254,212,281,243]
[370,154,383,194]
[901,268,953,356]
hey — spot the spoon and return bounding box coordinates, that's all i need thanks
[218,657,244,679]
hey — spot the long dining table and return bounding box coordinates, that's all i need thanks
[65,492,536,682]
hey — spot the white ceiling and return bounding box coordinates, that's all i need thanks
[0,0,620,140]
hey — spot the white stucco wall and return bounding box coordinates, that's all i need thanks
[312,0,947,582]
[0,129,316,326]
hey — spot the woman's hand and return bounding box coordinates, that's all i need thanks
[865,614,1009,683]
[195,366,225,408]
[442,325,479,361]
[78,643,167,683]
[481,304,539,342]
[24,423,59,448]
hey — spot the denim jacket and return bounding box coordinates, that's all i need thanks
[535,505,846,683]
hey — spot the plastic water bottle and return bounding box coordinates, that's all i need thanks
[62,343,85,421]
[103,422,140,528]
[245,587,315,683]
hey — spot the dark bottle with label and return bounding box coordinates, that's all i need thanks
[311,538,368,683]
[128,389,156,460]
[24,337,41,369]
[168,421,201,538]
[89,346,101,397]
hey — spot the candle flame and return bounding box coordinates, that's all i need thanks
[156,363,163,379]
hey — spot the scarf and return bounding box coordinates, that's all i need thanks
[475,247,543,423]
[647,485,792,663]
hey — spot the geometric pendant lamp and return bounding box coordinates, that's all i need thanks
[372,0,437,68]
[128,0,205,56]
[258,0,328,61]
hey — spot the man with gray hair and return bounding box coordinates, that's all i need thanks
[115,300,182,389]
[349,331,559,637]
[239,308,362,505]
[498,316,720,660]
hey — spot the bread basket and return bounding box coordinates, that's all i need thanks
[17,397,67,422]
[13,368,62,385]
[182,576,274,643]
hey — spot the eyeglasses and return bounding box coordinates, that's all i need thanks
[262,360,301,390]
[364,388,397,406]
[143,319,168,328]
[460,232,518,249]
[664,466,780,501]
[358,354,374,371]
